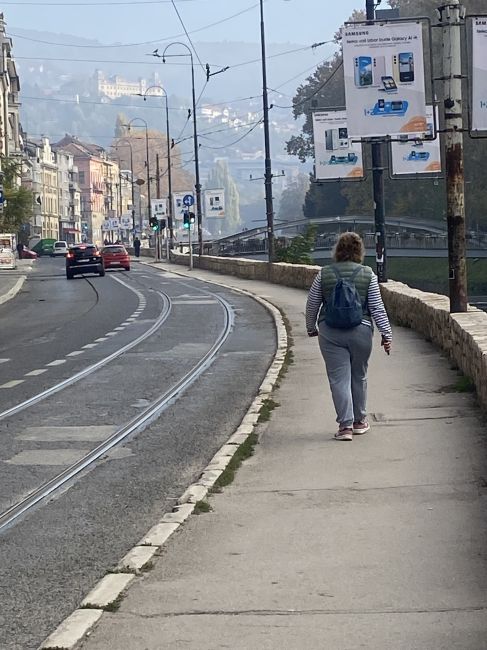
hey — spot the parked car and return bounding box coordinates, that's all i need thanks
[100,245,130,271]
[21,246,38,259]
[52,240,69,257]
[66,244,105,279]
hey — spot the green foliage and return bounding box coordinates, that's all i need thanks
[0,158,33,234]
[276,225,317,265]
[278,173,309,222]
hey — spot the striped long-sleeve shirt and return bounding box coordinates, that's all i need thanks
[305,271,392,340]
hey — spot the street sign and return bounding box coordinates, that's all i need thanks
[183,194,194,207]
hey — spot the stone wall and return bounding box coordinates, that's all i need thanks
[169,252,487,412]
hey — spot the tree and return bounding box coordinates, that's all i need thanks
[275,225,317,264]
[206,159,241,235]
[0,158,33,235]
[278,173,310,222]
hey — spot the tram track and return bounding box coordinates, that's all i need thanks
[0,287,234,533]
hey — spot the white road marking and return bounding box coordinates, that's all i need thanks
[113,327,125,331]
[95,337,109,342]
[0,380,25,389]
[6,449,89,466]
[82,343,98,349]
[46,359,66,367]
[25,369,48,377]
[0,359,10,364]
[105,332,117,337]
[66,350,84,357]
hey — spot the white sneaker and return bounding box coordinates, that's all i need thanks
[335,428,353,441]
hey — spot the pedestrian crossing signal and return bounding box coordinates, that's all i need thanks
[149,216,159,231]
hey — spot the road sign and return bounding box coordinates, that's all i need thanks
[183,194,194,207]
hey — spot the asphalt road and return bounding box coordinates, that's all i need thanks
[0,257,276,650]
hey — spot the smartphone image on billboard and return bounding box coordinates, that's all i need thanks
[399,52,414,83]
[380,76,398,93]
[372,56,386,86]
[325,129,335,151]
[354,56,373,87]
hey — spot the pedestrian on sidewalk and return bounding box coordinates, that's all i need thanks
[16,241,23,260]
[133,236,141,258]
[306,232,392,441]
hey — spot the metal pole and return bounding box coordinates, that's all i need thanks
[129,146,135,237]
[260,0,275,264]
[440,0,468,312]
[155,153,161,261]
[190,58,203,256]
[188,214,193,270]
[145,125,151,225]
[165,95,174,250]
[366,0,387,282]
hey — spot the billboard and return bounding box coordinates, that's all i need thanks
[173,191,194,221]
[312,110,364,180]
[391,106,441,175]
[120,215,133,229]
[204,189,225,217]
[472,18,487,131]
[151,199,167,217]
[342,21,427,137]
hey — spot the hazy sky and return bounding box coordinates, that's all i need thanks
[6,0,362,46]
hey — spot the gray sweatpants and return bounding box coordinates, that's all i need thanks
[318,322,373,428]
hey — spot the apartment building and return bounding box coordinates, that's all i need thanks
[0,13,21,165]
[93,70,164,100]
[23,138,60,241]
[52,145,82,244]
[54,135,121,245]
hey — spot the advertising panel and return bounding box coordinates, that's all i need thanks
[173,191,194,221]
[151,199,167,217]
[101,221,111,232]
[204,189,225,217]
[472,17,487,131]
[120,215,133,229]
[342,21,427,137]
[391,106,440,175]
[313,110,364,180]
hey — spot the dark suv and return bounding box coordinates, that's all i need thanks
[66,244,105,279]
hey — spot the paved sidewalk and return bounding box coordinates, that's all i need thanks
[0,260,33,305]
[80,262,487,650]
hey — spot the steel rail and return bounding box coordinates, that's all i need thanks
[0,291,234,533]
[0,277,171,423]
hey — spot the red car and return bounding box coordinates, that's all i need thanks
[21,246,38,259]
[100,245,130,271]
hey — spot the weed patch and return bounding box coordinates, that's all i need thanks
[258,398,279,423]
[194,500,212,515]
[211,432,258,490]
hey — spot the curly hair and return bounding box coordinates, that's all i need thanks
[333,232,365,263]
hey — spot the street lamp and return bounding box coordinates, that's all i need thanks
[154,43,203,256]
[139,85,174,251]
[259,0,275,263]
[115,137,136,234]
[126,117,151,231]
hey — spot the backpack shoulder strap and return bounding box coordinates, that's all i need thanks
[349,264,363,282]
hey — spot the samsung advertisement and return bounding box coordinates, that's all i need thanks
[472,18,487,131]
[390,106,441,176]
[313,110,364,181]
[342,22,427,138]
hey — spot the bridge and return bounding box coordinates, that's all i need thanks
[204,216,487,259]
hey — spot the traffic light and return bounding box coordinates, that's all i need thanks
[159,218,167,230]
[189,212,195,224]
[149,216,159,231]
[183,211,190,229]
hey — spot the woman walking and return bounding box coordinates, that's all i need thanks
[306,232,392,441]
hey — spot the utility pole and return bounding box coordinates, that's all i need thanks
[366,0,387,283]
[439,0,468,312]
[260,0,275,264]
[156,153,161,261]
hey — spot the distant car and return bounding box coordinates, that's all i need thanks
[100,245,130,271]
[52,241,69,257]
[21,246,38,259]
[66,244,105,279]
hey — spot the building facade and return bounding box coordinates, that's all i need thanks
[93,70,164,100]
[23,138,60,241]
[0,13,21,167]
[52,145,82,244]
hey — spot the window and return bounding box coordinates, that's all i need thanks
[79,171,85,184]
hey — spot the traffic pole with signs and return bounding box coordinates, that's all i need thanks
[183,195,194,270]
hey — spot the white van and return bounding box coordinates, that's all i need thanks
[52,241,69,257]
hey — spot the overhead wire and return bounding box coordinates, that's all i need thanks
[170,0,206,73]
[272,60,344,109]
[7,2,260,49]
[200,118,263,150]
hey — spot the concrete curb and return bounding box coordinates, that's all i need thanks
[0,275,26,306]
[37,261,289,649]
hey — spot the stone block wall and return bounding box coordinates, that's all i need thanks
[169,252,487,412]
